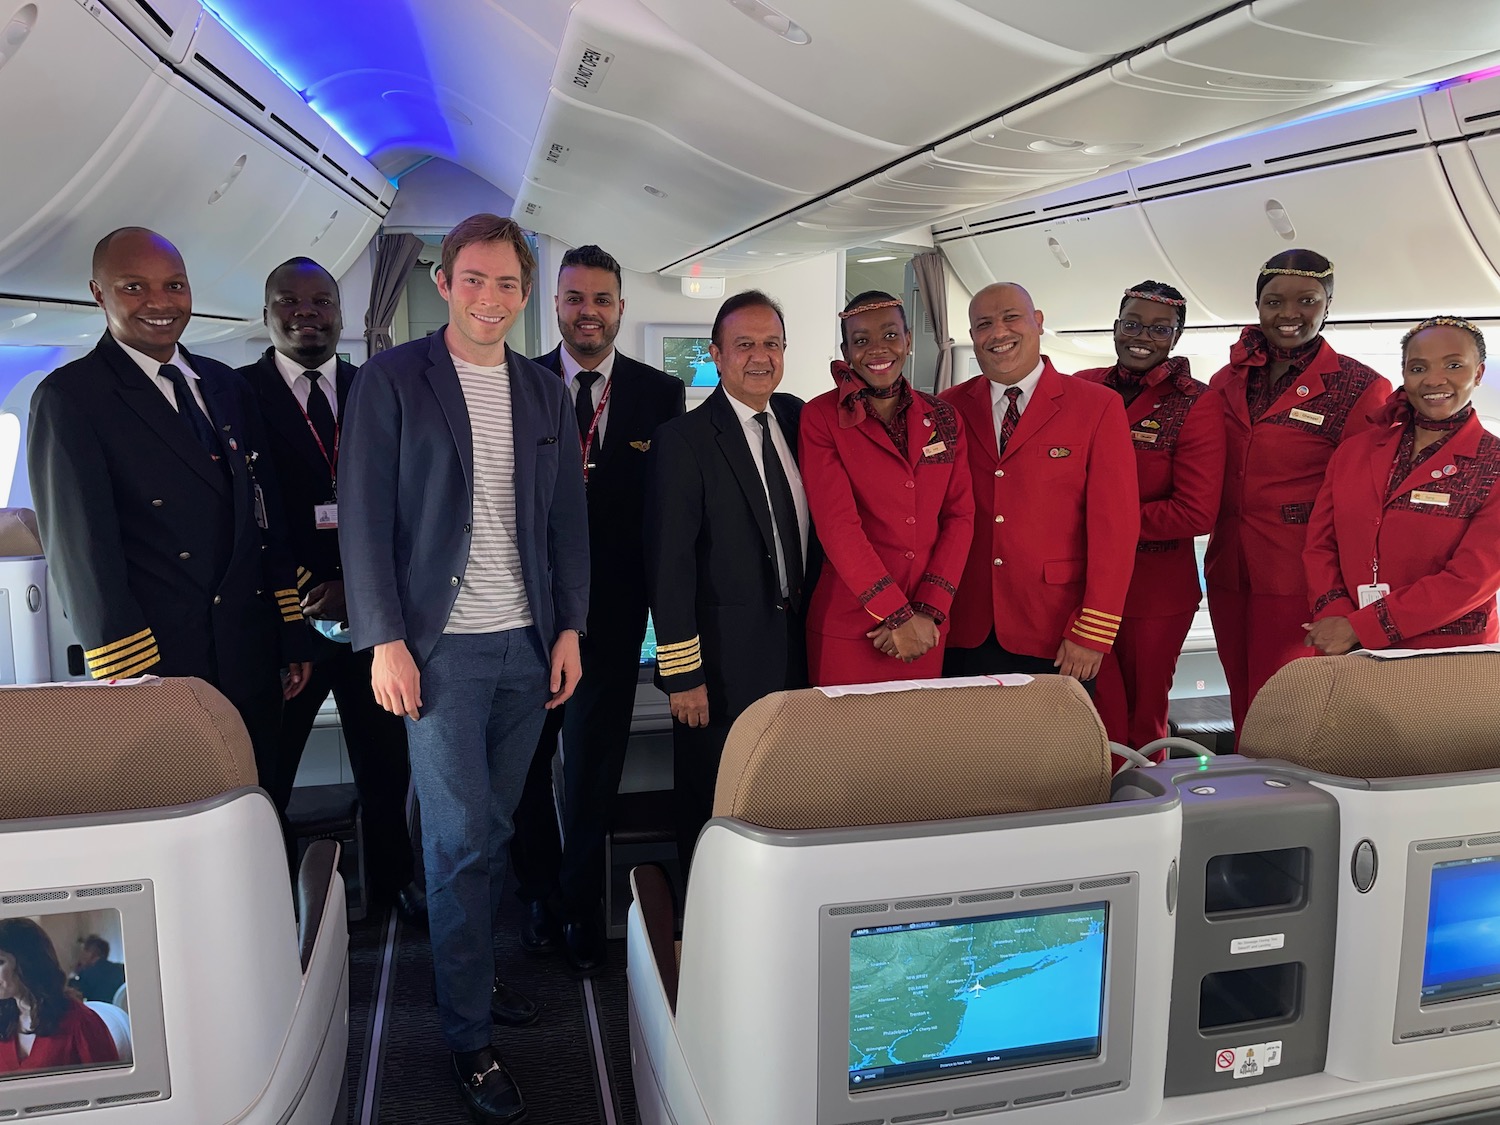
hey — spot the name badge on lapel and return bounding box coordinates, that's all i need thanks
[1411,490,1451,507]
[1131,431,1159,444]
[315,503,339,529]
[1289,408,1325,426]
[922,440,947,458]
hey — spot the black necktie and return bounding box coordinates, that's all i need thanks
[755,411,804,610]
[304,370,338,457]
[160,363,221,461]
[574,370,600,448]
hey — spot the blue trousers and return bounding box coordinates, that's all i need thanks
[405,629,549,1051]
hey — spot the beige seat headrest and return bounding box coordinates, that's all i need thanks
[713,678,1111,831]
[0,677,257,820]
[0,508,43,557]
[1241,652,1500,778]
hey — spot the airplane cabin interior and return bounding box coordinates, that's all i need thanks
[5,1,1500,1123]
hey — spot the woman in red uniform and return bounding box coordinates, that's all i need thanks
[1076,281,1224,750]
[801,291,974,685]
[1206,249,1391,732]
[1304,317,1500,653]
[0,918,119,1074]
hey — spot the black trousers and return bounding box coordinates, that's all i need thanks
[943,632,1096,697]
[269,641,416,896]
[674,621,808,876]
[510,625,644,917]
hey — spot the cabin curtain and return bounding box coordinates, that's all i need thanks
[364,232,426,356]
[913,250,956,392]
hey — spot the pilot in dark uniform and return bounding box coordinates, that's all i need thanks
[241,256,422,920]
[27,227,312,778]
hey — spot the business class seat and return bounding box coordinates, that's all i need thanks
[0,676,347,1125]
[0,506,49,684]
[627,677,1181,1125]
[1236,650,1500,1091]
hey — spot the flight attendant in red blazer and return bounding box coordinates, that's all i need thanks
[1075,281,1224,749]
[1304,317,1500,654]
[941,282,1139,685]
[801,291,974,684]
[1206,249,1391,732]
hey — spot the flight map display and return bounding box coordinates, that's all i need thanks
[848,903,1107,1091]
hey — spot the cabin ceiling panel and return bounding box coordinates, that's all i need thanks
[514,92,802,272]
[950,0,1232,56]
[958,205,1208,334]
[0,0,158,268]
[1142,148,1500,324]
[556,0,900,196]
[631,0,1094,148]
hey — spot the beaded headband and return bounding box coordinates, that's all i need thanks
[838,297,905,319]
[1260,263,1334,279]
[1123,288,1186,308]
[1409,314,1482,334]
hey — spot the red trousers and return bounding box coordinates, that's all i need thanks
[807,629,945,687]
[1207,586,1316,738]
[1094,610,1197,750]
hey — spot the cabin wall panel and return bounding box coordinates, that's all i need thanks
[98,0,200,63]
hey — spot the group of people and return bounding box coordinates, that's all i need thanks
[22,215,1500,1123]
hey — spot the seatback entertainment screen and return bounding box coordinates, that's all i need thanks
[0,908,130,1078]
[1422,855,1500,1004]
[848,902,1108,1091]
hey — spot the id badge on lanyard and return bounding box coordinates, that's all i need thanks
[299,400,340,528]
[580,377,612,483]
[1358,554,1389,608]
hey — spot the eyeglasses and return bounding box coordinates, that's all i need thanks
[1115,319,1177,341]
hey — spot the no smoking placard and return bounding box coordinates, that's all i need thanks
[1215,1041,1282,1079]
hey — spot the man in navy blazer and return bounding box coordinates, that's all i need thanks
[340,215,588,1125]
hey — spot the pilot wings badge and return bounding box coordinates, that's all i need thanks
[629,440,651,452]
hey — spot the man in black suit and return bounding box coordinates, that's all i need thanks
[27,227,312,776]
[645,289,815,874]
[240,257,423,921]
[510,245,685,974]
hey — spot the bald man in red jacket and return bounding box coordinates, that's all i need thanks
[941,283,1139,687]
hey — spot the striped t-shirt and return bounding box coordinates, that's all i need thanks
[444,359,534,634]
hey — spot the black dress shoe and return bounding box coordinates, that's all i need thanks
[518,900,554,954]
[561,919,604,977]
[490,978,540,1027]
[451,1048,526,1123]
[394,882,428,926]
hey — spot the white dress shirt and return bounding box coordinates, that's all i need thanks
[560,346,617,445]
[725,392,810,598]
[273,350,340,422]
[988,357,1046,457]
[118,340,210,418]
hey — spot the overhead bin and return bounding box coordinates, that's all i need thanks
[98,0,199,64]
[0,0,157,265]
[1449,134,1500,279]
[958,203,1205,333]
[1129,96,1432,201]
[1142,148,1500,323]
[1448,71,1500,139]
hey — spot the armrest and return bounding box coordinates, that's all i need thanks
[629,864,680,1013]
[297,839,341,973]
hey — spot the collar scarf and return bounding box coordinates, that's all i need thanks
[1375,387,1475,433]
[1104,355,1194,400]
[833,360,912,426]
[1230,325,1323,372]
